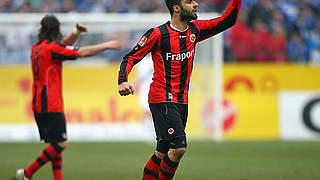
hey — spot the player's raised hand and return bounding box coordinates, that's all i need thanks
[104,40,122,50]
[118,82,135,96]
[76,23,88,33]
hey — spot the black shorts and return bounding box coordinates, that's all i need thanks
[149,102,188,151]
[34,112,67,143]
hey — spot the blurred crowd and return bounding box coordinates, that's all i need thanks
[227,0,320,63]
[0,0,319,64]
[0,0,224,13]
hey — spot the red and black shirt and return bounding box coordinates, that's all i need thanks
[118,0,241,104]
[31,40,78,113]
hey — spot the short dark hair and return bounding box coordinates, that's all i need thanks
[37,15,63,43]
[165,0,182,16]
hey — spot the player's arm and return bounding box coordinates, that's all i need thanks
[61,24,87,46]
[77,40,121,57]
[193,0,242,42]
[118,28,159,96]
[51,40,121,61]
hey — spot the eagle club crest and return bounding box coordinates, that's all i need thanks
[138,36,148,46]
[190,34,196,43]
[168,128,174,134]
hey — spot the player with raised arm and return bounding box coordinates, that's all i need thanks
[14,15,121,180]
[118,0,241,179]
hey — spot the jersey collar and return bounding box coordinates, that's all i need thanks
[167,21,189,32]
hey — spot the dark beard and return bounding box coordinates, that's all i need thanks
[179,6,197,23]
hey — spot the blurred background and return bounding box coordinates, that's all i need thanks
[1,0,320,64]
[0,0,319,142]
[1,0,320,179]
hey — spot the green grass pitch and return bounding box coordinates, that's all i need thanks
[1,141,320,180]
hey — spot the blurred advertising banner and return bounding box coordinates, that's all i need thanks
[0,65,156,141]
[0,64,320,141]
[221,64,320,140]
[278,91,320,140]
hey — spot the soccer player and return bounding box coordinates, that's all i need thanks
[15,15,121,180]
[118,0,241,179]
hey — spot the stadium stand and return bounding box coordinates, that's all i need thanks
[0,0,319,63]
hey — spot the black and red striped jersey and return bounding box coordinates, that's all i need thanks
[118,0,241,104]
[31,40,78,113]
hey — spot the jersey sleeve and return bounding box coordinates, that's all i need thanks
[51,41,79,61]
[118,28,159,85]
[192,0,242,42]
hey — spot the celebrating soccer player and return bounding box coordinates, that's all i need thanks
[14,15,121,180]
[118,0,241,179]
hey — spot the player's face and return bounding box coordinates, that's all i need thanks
[179,0,198,23]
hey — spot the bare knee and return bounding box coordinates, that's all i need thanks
[168,148,186,162]
[155,151,166,159]
[57,140,67,149]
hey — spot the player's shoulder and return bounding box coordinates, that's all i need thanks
[188,20,200,33]
[189,20,199,27]
[156,21,169,29]
[35,40,63,49]
[155,21,171,35]
[32,40,51,51]
[51,41,77,50]
[144,26,161,38]
[53,41,67,47]
[31,43,38,49]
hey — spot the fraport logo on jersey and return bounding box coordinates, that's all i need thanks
[138,36,148,46]
[166,49,194,61]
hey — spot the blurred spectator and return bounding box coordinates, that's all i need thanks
[274,0,299,32]
[228,11,255,62]
[308,18,320,64]
[248,0,274,30]
[75,0,94,12]
[103,0,127,13]
[287,33,305,62]
[252,18,271,62]
[269,22,287,62]
[213,0,227,12]
[61,0,75,12]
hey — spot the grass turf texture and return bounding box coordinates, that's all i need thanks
[1,141,320,180]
